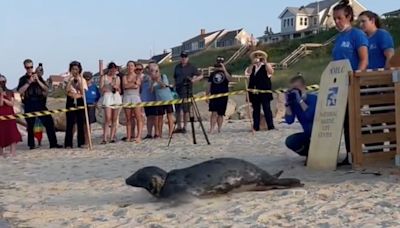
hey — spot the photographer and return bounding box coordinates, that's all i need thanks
[173,51,203,133]
[206,56,233,133]
[150,63,174,138]
[64,61,86,149]
[284,75,317,160]
[99,62,122,144]
[246,50,275,131]
[17,59,62,150]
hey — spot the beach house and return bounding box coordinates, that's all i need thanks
[259,0,367,44]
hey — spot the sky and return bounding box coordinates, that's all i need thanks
[0,0,398,87]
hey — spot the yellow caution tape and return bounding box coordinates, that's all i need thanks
[0,84,319,121]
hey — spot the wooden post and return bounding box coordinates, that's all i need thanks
[393,70,400,166]
[348,71,362,169]
[80,73,92,151]
[244,78,255,134]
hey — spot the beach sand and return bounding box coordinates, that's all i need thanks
[1,120,400,227]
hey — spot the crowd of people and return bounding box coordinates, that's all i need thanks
[0,0,396,163]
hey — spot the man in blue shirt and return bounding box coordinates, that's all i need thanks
[284,75,317,161]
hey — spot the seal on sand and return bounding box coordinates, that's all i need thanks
[125,157,303,198]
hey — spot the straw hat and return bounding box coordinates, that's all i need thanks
[249,50,268,60]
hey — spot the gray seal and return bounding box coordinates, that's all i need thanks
[125,157,303,198]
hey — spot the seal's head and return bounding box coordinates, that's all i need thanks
[125,166,167,197]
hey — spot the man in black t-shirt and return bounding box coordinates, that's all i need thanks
[206,56,233,133]
[173,51,203,133]
[17,59,62,150]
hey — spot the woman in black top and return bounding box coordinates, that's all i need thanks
[64,61,86,148]
[245,50,275,131]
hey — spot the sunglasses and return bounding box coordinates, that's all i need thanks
[135,68,143,71]
[25,66,34,69]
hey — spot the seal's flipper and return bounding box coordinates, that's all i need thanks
[272,170,284,178]
[274,178,304,188]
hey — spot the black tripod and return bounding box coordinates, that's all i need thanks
[167,82,211,146]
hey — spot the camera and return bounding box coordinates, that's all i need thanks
[286,88,302,104]
[33,63,44,77]
[214,56,225,68]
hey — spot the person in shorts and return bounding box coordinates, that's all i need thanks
[150,63,174,138]
[206,56,233,133]
[140,64,157,139]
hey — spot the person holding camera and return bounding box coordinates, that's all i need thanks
[284,75,317,160]
[206,56,233,133]
[245,50,275,131]
[150,63,174,138]
[0,74,22,157]
[173,51,203,133]
[64,61,87,149]
[99,62,122,144]
[140,64,157,139]
[17,59,62,150]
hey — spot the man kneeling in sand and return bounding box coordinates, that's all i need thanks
[284,75,317,162]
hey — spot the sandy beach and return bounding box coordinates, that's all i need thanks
[1,120,400,228]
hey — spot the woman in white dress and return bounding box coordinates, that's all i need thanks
[122,61,143,142]
[100,62,122,144]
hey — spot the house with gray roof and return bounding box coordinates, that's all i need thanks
[383,9,400,18]
[215,29,252,48]
[259,0,366,44]
[171,29,224,59]
[150,50,172,64]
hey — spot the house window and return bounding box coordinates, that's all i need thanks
[314,17,318,25]
[284,19,286,27]
[199,41,205,49]
[300,18,303,25]
[291,18,294,27]
[305,17,308,26]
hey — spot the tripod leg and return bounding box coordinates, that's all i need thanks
[167,99,184,147]
[192,98,211,145]
[167,120,177,147]
[189,97,197,144]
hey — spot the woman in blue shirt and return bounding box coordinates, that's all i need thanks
[359,10,395,69]
[150,63,174,138]
[332,0,369,166]
[332,0,369,71]
[83,71,100,145]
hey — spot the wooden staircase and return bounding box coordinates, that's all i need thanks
[199,44,250,78]
[225,44,250,65]
[274,34,338,70]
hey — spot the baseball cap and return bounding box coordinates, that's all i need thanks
[180,51,189,58]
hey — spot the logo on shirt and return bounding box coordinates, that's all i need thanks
[340,41,351,48]
[326,87,338,107]
[369,43,377,50]
[213,73,225,84]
